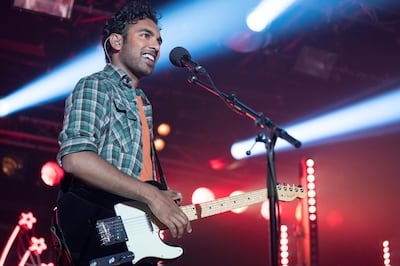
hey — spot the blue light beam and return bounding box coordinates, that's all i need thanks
[0,0,260,117]
[0,46,104,117]
[155,0,260,67]
[231,89,400,159]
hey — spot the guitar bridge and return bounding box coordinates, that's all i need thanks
[96,216,128,246]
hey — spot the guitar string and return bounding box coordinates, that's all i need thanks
[105,214,155,234]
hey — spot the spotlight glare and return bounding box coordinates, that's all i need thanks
[1,1,260,118]
[229,191,248,213]
[231,89,400,159]
[307,174,315,183]
[0,99,10,117]
[154,138,166,151]
[40,161,64,186]
[0,46,104,117]
[157,123,171,136]
[247,0,296,32]
[306,159,314,167]
[191,187,215,204]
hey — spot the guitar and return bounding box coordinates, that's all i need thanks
[55,183,305,265]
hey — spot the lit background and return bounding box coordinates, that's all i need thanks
[0,0,399,265]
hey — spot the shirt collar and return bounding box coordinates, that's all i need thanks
[104,63,133,89]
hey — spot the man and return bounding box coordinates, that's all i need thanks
[54,1,191,265]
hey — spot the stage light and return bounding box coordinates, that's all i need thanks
[280,224,289,266]
[301,158,319,265]
[0,46,104,117]
[157,123,171,136]
[158,1,259,62]
[40,161,64,186]
[246,0,296,32]
[382,240,391,266]
[260,200,269,220]
[308,198,316,206]
[1,156,23,177]
[0,212,54,266]
[154,137,166,151]
[231,89,400,159]
[191,187,215,204]
[308,206,317,214]
[13,0,74,19]
[208,158,227,171]
[19,237,48,265]
[295,203,302,222]
[307,174,315,183]
[306,159,314,167]
[229,191,248,214]
[0,1,261,117]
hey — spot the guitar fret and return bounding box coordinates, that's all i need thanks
[182,189,267,221]
[181,184,305,221]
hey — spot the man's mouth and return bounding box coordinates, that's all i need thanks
[143,53,155,62]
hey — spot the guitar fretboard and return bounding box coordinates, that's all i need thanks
[181,188,267,221]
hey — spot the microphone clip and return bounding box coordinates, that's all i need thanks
[246,132,267,156]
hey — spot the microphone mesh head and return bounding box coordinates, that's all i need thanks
[169,47,191,67]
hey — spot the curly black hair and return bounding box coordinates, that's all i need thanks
[102,0,161,63]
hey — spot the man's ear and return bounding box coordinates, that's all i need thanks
[109,33,122,50]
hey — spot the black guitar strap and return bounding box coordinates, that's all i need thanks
[153,143,168,190]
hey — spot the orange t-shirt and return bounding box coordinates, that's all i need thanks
[137,96,152,181]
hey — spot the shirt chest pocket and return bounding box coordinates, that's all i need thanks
[109,98,140,153]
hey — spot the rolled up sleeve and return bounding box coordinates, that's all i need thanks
[57,77,109,166]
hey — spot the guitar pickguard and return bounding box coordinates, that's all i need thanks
[113,202,184,265]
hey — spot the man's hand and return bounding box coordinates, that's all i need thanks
[146,186,192,238]
[165,189,183,206]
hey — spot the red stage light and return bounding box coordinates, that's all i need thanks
[40,161,64,186]
[208,158,227,170]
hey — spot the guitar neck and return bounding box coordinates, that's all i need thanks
[181,188,267,221]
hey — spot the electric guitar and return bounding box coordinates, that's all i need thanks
[55,183,305,265]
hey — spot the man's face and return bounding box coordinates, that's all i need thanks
[117,18,162,82]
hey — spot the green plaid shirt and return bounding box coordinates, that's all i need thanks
[57,64,155,179]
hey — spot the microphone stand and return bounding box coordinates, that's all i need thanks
[185,69,301,266]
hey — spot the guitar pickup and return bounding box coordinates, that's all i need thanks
[96,216,128,246]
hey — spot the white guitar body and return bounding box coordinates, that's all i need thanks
[114,202,183,264]
[93,184,304,265]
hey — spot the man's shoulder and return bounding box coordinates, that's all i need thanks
[75,66,121,91]
[82,66,119,83]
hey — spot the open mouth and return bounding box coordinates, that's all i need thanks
[143,53,155,62]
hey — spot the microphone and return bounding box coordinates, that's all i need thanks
[169,47,205,73]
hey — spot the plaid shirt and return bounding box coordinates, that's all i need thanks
[57,64,155,179]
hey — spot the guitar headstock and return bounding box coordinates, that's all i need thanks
[277,184,306,202]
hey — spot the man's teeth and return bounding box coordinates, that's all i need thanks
[143,54,155,61]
